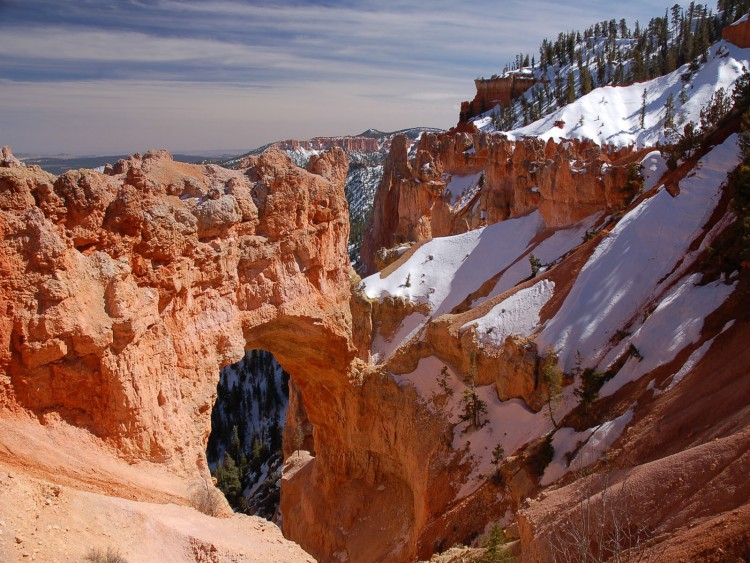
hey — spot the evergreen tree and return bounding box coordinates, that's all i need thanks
[437,366,454,397]
[229,425,241,461]
[215,453,242,508]
[663,92,676,131]
[574,368,607,413]
[294,425,305,457]
[540,352,563,429]
[565,71,576,104]
[460,355,487,430]
[481,525,512,563]
[580,66,594,95]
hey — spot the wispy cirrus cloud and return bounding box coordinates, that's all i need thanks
[0,0,683,153]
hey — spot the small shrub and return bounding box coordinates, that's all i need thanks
[628,343,643,361]
[481,524,514,562]
[188,478,225,517]
[528,254,542,278]
[84,547,128,563]
[574,368,606,411]
[583,228,597,242]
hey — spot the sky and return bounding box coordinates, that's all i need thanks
[0,0,687,156]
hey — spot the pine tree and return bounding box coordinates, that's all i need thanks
[460,355,487,430]
[481,525,511,563]
[437,366,454,397]
[215,453,242,508]
[640,88,648,128]
[565,71,577,104]
[574,368,606,413]
[230,425,242,461]
[294,424,305,457]
[540,351,563,429]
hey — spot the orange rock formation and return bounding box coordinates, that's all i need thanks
[2,135,749,562]
[722,15,750,48]
[0,145,489,562]
[361,129,641,273]
[460,74,537,122]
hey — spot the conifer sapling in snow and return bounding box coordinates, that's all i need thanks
[540,351,563,429]
[437,366,454,397]
[460,354,488,430]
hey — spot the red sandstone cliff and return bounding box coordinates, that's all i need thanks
[0,145,480,562]
[722,14,750,48]
[2,125,749,562]
[361,128,641,274]
[460,74,537,122]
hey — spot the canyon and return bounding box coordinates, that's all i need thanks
[2,106,749,561]
[2,19,750,563]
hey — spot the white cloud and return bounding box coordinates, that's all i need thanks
[0,0,688,153]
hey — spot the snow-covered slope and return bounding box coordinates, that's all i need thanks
[476,42,750,148]
[361,128,743,504]
[539,134,742,371]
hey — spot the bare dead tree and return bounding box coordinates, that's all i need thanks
[188,477,226,517]
[547,475,665,563]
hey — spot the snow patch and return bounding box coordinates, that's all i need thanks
[641,150,668,192]
[362,211,543,317]
[542,405,635,485]
[599,274,735,397]
[465,280,554,347]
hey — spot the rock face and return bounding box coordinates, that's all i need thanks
[460,75,537,122]
[361,128,639,273]
[3,131,748,563]
[722,15,750,48]
[0,145,483,562]
[0,146,353,476]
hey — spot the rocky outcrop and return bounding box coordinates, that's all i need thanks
[1,145,23,168]
[3,124,747,563]
[0,146,494,563]
[460,74,537,122]
[0,148,365,556]
[361,129,639,273]
[722,15,750,48]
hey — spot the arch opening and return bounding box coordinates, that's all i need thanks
[207,349,314,521]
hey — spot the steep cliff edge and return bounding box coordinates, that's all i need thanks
[0,146,356,560]
[0,146,353,470]
[361,128,642,274]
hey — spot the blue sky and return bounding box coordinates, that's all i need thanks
[1,0,686,155]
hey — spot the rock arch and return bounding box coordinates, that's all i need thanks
[0,147,356,533]
[0,146,457,563]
